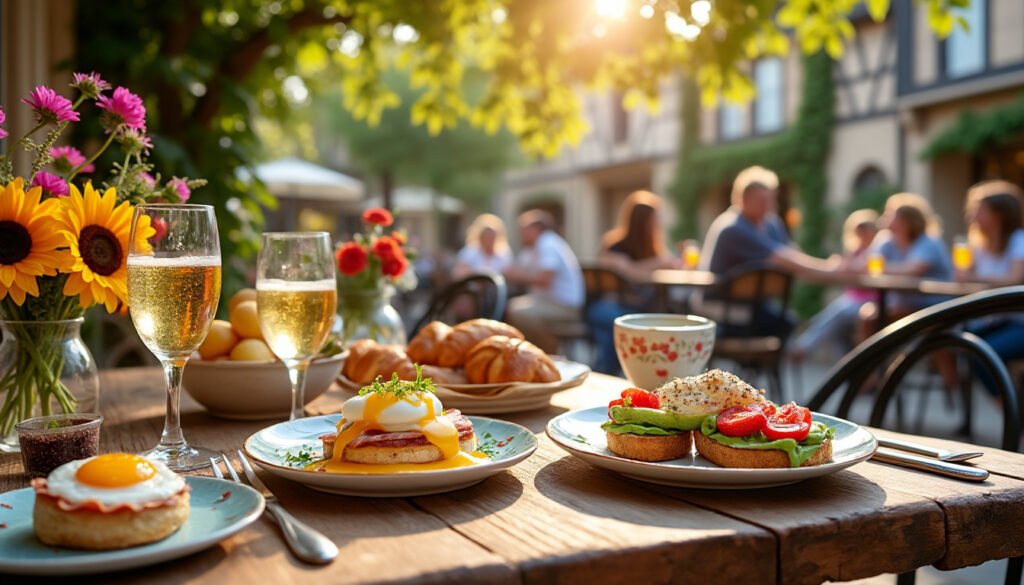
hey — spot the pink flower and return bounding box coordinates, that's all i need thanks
[167,178,190,202]
[140,172,157,187]
[96,87,146,133]
[70,72,111,99]
[0,106,6,140]
[50,146,94,174]
[21,86,79,125]
[31,171,69,197]
[117,128,152,155]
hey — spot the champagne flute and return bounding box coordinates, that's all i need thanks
[128,204,221,471]
[256,233,337,421]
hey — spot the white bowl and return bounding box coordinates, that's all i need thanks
[183,353,347,420]
[614,314,715,390]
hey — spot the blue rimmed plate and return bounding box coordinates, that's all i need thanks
[0,476,264,576]
[243,414,537,497]
[547,408,877,489]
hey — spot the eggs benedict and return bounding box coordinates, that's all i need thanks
[314,370,483,473]
[31,453,190,550]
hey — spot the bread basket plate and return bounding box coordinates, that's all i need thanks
[0,477,264,576]
[243,414,537,497]
[547,407,877,490]
[337,358,590,414]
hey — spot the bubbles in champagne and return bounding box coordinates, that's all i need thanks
[257,279,337,362]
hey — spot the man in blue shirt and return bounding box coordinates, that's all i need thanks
[699,166,836,337]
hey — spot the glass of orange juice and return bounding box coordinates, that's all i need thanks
[953,236,972,271]
[684,241,700,269]
[867,252,885,277]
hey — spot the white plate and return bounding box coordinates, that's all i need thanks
[547,408,877,489]
[338,358,590,414]
[243,414,537,497]
[0,477,265,576]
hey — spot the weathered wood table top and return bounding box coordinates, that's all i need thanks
[3,367,1024,584]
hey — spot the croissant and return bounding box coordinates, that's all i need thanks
[406,321,453,365]
[463,335,561,384]
[342,340,416,384]
[418,365,468,385]
[435,319,524,368]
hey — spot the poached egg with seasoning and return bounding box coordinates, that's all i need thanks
[334,390,461,460]
[653,369,765,417]
[43,453,185,510]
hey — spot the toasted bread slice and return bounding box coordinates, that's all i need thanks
[322,433,477,464]
[693,430,833,469]
[605,431,693,462]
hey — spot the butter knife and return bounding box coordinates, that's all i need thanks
[871,447,990,482]
[235,450,338,564]
[876,437,984,462]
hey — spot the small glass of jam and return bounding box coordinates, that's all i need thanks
[16,413,103,478]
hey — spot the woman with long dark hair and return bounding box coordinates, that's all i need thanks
[588,191,679,374]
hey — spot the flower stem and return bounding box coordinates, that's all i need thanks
[68,131,117,181]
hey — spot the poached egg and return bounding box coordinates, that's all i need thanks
[653,369,764,417]
[333,390,460,462]
[43,453,185,509]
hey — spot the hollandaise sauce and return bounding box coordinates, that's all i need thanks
[314,391,489,474]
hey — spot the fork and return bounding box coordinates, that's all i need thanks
[211,453,338,564]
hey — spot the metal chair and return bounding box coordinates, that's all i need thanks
[408,273,508,337]
[807,286,1024,585]
[549,264,634,362]
[704,263,794,401]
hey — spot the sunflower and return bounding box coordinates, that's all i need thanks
[0,179,69,305]
[57,183,154,313]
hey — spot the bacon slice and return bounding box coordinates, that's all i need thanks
[321,409,474,451]
[30,478,190,514]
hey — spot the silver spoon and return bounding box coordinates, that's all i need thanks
[877,437,984,462]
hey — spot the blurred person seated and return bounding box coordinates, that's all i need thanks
[789,209,879,362]
[959,180,1024,395]
[588,191,681,374]
[698,165,836,338]
[504,210,585,354]
[453,213,513,279]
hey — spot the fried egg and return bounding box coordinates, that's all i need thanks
[333,391,459,461]
[654,369,765,417]
[44,453,185,507]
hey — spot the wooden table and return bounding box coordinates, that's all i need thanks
[3,368,1024,584]
[650,268,992,321]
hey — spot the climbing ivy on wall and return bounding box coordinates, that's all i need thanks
[921,93,1024,159]
[669,50,834,316]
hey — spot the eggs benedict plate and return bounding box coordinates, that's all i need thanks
[243,372,537,497]
[547,370,877,490]
[0,467,264,576]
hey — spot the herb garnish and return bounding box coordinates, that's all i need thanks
[358,366,436,398]
[477,432,499,458]
[571,433,589,445]
[281,446,317,468]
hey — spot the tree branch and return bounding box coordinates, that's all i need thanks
[155,1,202,138]
[192,6,353,128]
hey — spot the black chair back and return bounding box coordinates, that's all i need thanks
[807,285,1023,452]
[581,265,632,308]
[409,273,508,337]
[713,263,794,338]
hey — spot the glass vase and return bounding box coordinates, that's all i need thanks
[337,286,406,345]
[0,318,100,453]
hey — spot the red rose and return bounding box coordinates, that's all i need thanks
[371,236,402,260]
[337,242,369,276]
[362,208,394,227]
[391,230,407,245]
[380,252,409,278]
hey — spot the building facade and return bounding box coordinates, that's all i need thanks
[498,0,1024,254]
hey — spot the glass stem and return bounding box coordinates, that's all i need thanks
[286,360,310,421]
[158,358,189,450]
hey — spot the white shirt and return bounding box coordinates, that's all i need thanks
[974,229,1024,278]
[517,231,584,307]
[455,245,512,275]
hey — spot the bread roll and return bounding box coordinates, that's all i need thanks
[418,365,468,385]
[436,319,524,368]
[342,340,416,384]
[406,321,453,365]
[463,335,561,384]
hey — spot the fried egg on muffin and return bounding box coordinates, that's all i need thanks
[31,453,189,550]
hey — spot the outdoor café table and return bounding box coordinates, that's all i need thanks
[650,268,992,324]
[3,367,1024,584]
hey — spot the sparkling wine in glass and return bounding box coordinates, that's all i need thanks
[128,204,221,471]
[256,232,337,421]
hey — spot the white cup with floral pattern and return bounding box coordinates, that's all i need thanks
[614,314,716,391]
